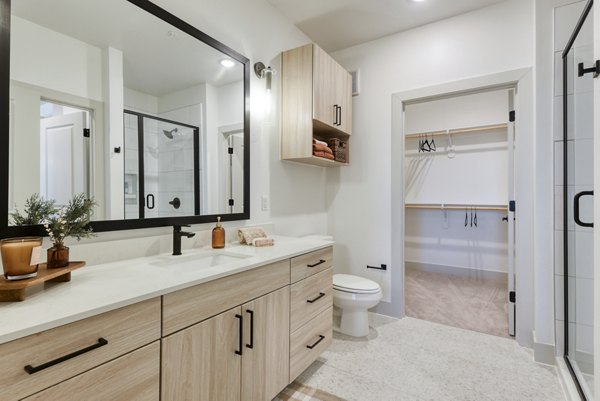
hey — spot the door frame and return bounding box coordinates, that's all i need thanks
[387,68,535,348]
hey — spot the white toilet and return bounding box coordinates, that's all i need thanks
[333,274,383,337]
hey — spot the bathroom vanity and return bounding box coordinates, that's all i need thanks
[0,237,333,401]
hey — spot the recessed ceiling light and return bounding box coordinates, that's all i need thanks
[409,0,425,2]
[220,59,235,68]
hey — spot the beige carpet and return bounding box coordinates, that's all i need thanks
[405,266,509,338]
[273,381,346,401]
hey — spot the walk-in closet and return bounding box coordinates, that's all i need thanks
[403,89,516,338]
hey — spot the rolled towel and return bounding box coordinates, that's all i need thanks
[252,237,275,247]
[238,227,267,244]
[313,144,333,154]
[313,151,335,160]
[313,138,328,147]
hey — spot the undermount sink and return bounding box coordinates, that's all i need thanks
[149,250,249,269]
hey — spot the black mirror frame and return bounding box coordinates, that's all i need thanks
[0,0,250,238]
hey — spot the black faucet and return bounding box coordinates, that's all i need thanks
[173,225,196,255]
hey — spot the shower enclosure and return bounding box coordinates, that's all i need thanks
[124,110,200,219]
[562,0,596,398]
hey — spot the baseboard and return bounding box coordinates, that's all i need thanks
[405,261,507,283]
[534,340,556,366]
[556,357,584,401]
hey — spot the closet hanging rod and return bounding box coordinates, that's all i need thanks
[404,123,508,139]
[405,203,508,212]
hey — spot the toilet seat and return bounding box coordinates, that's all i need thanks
[333,274,381,294]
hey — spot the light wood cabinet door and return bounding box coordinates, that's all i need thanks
[338,67,353,135]
[312,44,337,130]
[23,342,160,401]
[241,287,290,401]
[161,307,242,401]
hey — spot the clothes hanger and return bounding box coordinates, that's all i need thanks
[430,133,437,152]
[474,207,478,227]
[465,208,468,227]
[470,207,473,227]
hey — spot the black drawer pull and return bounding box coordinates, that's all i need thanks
[246,309,254,349]
[307,292,326,304]
[235,314,243,356]
[306,335,325,349]
[307,259,326,268]
[24,338,108,375]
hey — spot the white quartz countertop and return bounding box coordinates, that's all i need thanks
[0,236,334,345]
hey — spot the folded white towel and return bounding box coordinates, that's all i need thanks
[252,238,275,247]
[313,138,328,147]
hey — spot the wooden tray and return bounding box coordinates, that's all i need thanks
[0,262,86,302]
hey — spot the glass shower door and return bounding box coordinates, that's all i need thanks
[563,1,595,399]
[142,116,199,218]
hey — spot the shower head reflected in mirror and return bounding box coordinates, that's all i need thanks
[162,128,178,139]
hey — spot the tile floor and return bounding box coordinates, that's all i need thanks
[405,267,509,338]
[298,314,565,401]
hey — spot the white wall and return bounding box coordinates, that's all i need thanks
[10,16,103,102]
[327,0,535,343]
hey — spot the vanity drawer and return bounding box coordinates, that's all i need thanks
[23,341,160,401]
[163,259,290,336]
[290,268,333,332]
[0,298,161,401]
[290,307,333,381]
[290,247,333,283]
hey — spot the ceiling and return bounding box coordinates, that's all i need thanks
[12,0,243,97]
[266,0,507,52]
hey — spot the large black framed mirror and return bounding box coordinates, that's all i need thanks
[0,0,250,238]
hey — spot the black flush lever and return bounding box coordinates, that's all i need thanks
[578,60,600,78]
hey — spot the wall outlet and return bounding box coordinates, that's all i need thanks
[261,195,270,211]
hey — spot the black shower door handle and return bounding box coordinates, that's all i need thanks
[574,191,594,228]
[146,194,155,210]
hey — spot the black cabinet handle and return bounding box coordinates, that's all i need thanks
[146,194,155,210]
[24,338,108,375]
[337,106,342,126]
[333,104,338,125]
[306,335,325,349]
[246,309,254,349]
[307,292,326,304]
[307,259,326,268]
[574,191,594,228]
[235,314,243,356]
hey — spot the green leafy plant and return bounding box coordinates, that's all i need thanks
[44,194,97,247]
[10,193,56,226]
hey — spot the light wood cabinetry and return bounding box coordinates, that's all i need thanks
[161,307,242,401]
[4,248,333,401]
[162,260,290,336]
[290,307,333,381]
[289,247,334,382]
[282,43,352,167]
[23,342,160,401]
[0,298,160,401]
[291,246,333,283]
[162,287,290,401]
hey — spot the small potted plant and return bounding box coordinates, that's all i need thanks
[1,194,54,280]
[45,194,97,268]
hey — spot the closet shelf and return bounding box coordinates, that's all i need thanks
[405,203,508,212]
[404,123,508,139]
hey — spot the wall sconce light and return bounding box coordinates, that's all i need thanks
[254,62,275,93]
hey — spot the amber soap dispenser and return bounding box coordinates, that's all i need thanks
[212,217,225,249]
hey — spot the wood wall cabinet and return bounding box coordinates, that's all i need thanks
[161,286,290,401]
[282,43,352,167]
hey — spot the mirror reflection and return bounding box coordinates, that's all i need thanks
[8,0,246,224]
